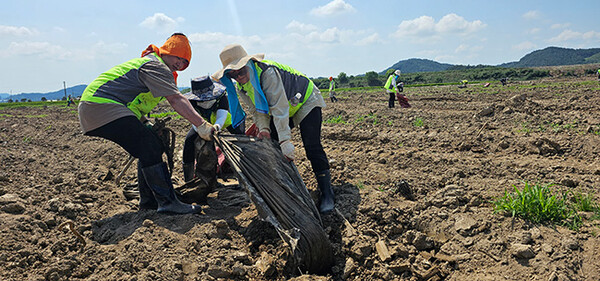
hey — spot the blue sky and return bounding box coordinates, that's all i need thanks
[1,0,599,94]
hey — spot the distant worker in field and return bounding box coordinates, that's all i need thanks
[597,69,600,81]
[66,95,73,107]
[181,75,243,186]
[500,78,507,86]
[212,44,335,214]
[78,33,216,215]
[384,69,410,108]
[328,76,338,102]
[459,79,468,88]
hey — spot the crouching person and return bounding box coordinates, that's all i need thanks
[78,33,214,214]
[213,44,335,213]
[181,76,242,191]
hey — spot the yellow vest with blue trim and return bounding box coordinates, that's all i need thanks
[236,60,314,117]
[80,53,166,119]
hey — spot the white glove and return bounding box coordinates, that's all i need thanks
[280,140,295,161]
[213,123,221,132]
[195,121,214,141]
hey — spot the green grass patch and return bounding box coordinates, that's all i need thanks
[0,100,72,109]
[412,117,424,127]
[324,115,346,124]
[356,181,365,190]
[493,182,586,230]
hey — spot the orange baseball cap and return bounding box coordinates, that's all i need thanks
[159,33,192,70]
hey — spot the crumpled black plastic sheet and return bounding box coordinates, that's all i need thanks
[215,135,333,274]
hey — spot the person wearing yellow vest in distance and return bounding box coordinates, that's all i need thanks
[181,75,243,184]
[78,33,216,215]
[212,44,335,214]
[328,76,338,102]
[384,69,410,108]
[597,69,600,81]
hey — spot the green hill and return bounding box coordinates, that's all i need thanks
[381,58,453,74]
[500,46,600,68]
[383,47,600,74]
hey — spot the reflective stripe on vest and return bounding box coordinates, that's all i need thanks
[80,53,165,119]
[236,60,314,117]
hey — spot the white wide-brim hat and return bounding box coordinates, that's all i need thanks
[212,44,264,80]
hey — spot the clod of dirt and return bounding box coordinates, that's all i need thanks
[511,243,535,259]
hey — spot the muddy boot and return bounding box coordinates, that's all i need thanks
[142,162,202,214]
[137,161,157,210]
[316,170,335,214]
[183,162,195,182]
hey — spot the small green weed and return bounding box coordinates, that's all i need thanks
[413,117,424,127]
[356,181,365,190]
[325,115,346,124]
[23,136,32,143]
[572,191,599,213]
[517,121,531,133]
[493,182,583,230]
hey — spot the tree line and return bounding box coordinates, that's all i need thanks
[312,64,599,90]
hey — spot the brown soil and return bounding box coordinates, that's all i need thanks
[1,75,600,281]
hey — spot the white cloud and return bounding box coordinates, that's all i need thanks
[91,41,129,55]
[522,10,541,20]
[393,14,485,39]
[455,44,483,54]
[3,41,71,59]
[551,23,571,29]
[548,29,600,43]
[0,25,36,36]
[455,44,469,53]
[306,27,341,43]
[188,32,262,48]
[310,0,356,17]
[355,33,380,46]
[528,28,541,34]
[513,41,537,50]
[286,20,318,33]
[437,14,485,34]
[139,13,179,33]
[396,16,436,36]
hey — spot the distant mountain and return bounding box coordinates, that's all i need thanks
[500,46,600,68]
[381,58,453,75]
[3,85,87,102]
[0,93,9,99]
[384,46,600,74]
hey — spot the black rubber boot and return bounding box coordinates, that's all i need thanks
[142,162,202,214]
[183,162,195,182]
[137,161,157,210]
[316,170,335,214]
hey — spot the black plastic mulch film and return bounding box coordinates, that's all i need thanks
[214,135,333,274]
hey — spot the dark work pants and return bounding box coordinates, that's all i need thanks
[388,92,395,108]
[183,128,198,164]
[269,107,330,174]
[85,116,165,168]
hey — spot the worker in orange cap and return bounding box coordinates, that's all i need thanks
[78,33,215,215]
[328,76,338,102]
